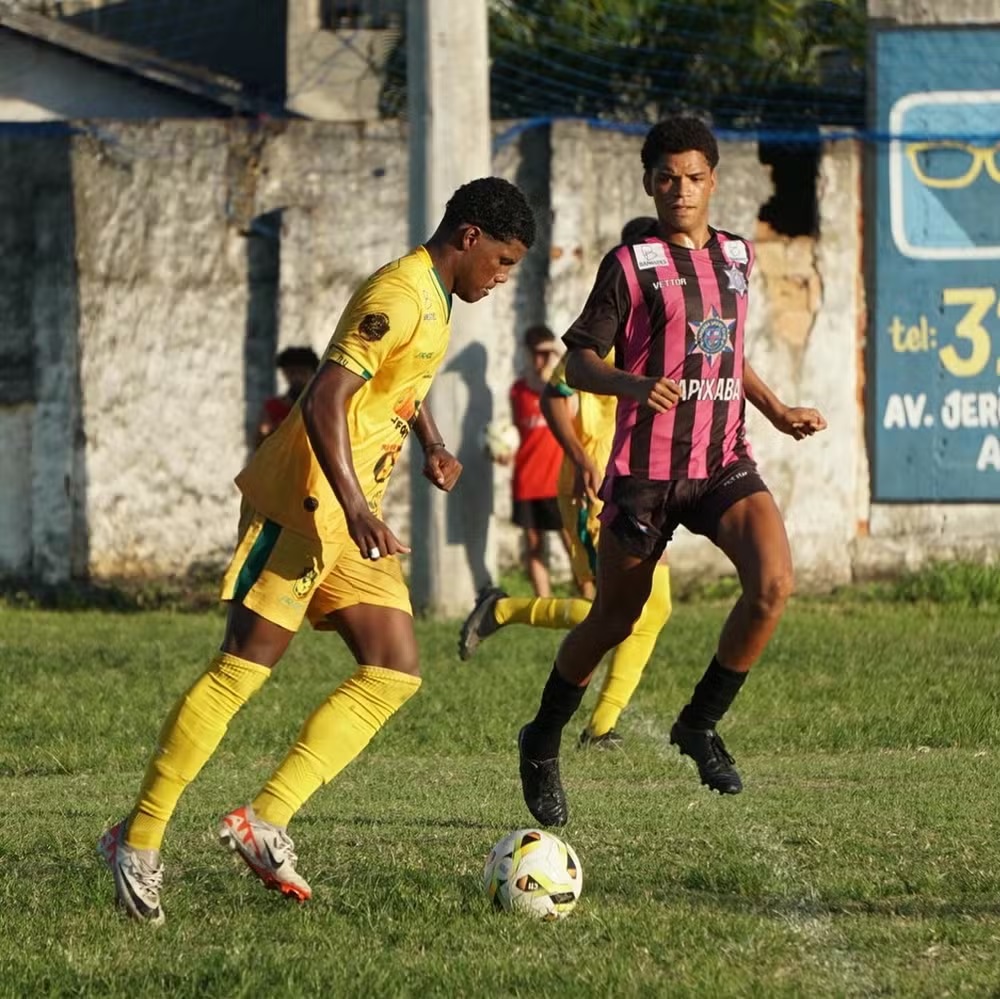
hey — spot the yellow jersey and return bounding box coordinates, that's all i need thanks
[236,246,452,539]
[547,353,618,497]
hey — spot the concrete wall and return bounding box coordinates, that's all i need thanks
[0,118,997,590]
[286,0,402,121]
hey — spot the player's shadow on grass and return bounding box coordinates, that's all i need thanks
[660,887,1000,920]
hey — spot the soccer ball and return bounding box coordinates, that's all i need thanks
[483,828,583,920]
[479,419,520,461]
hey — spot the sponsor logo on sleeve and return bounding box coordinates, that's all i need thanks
[720,239,749,265]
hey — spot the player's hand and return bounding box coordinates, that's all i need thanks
[423,447,463,492]
[774,406,828,440]
[346,509,411,561]
[629,375,681,413]
[572,456,602,505]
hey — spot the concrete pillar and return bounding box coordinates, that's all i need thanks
[407,0,493,615]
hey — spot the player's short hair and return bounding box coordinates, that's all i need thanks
[442,177,536,248]
[641,117,720,172]
[620,217,658,243]
[276,346,320,371]
[523,324,557,352]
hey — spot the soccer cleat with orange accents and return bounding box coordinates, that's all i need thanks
[97,819,165,926]
[218,804,312,901]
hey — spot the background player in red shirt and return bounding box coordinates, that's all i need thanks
[256,345,320,446]
[517,117,827,827]
[506,325,570,597]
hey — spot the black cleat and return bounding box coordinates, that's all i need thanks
[518,725,568,826]
[458,586,506,661]
[669,720,743,794]
[577,728,624,751]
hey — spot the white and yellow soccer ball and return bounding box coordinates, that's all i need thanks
[478,419,520,462]
[483,828,583,920]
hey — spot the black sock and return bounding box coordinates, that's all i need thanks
[678,657,748,731]
[523,665,587,758]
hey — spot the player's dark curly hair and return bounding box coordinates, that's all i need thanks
[442,177,536,248]
[641,117,719,172]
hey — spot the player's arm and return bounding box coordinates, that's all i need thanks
[301,361,410,558]
[540,387,600,503]
[565,348,680,413]
[412,402,462,492]
[562,251,680,413]
[743,360,827,440]
[255,403,275,448]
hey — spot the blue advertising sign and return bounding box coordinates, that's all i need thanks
[873,28,1000,501]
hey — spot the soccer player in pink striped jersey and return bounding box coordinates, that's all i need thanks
[517,116,827,826]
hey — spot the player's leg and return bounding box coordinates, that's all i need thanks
[249,603,421,830]
[221,553,421,898]
[713,490,794,667]
[522,524,551,596]
[518,528,658,826]
[458,495,593,661]
[99,507,310,922]
[458,586,591,661]
[671,473,791,794]
[582,559,672,748]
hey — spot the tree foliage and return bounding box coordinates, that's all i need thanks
[383,0,866,128]
[488,0,865,127]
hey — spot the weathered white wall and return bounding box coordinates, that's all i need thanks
[0,119,997,590]
[0,33,219,121]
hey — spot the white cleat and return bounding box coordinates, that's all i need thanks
[97,820,165,926]
[218,804,312,902]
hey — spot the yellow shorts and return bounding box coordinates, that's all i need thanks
[219,502,412,633]
[557,491,601,590]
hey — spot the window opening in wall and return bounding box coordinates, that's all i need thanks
[758,143,820,237]
[319,0,401,30]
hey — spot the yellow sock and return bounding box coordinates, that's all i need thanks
[127,653,270,851]
[494,596,591,629]
[253,665,422,827]
[587,564,672,737]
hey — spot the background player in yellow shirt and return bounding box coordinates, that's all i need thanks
[459,219,673,751]
[98,177,536,925]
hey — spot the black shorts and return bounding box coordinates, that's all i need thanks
[512,497,563,532]
[601,459,770,560]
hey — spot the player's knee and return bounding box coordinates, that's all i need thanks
[749,568,794,619]
[381,646,420,676]
[596,600,644,646]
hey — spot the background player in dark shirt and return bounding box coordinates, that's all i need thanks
[517,116,827,826]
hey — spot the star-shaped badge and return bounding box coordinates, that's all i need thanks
[723,265,747,296]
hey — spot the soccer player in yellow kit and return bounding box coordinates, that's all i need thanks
[458,218,673,750]
[98,177,535,925]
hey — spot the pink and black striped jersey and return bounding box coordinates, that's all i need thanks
[563,227,755,483]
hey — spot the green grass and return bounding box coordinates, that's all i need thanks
[2,588,1000,998]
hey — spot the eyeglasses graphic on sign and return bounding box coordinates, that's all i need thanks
[905,141,1000,189]
[889,90,1000,260]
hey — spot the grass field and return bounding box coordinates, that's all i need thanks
[2,572,1000,997]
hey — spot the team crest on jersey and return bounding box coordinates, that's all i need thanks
[720,239,748,266]
[359,312,390,341]
[723,264,748,296]
[633,242,671,270]
[688,306,736,366]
